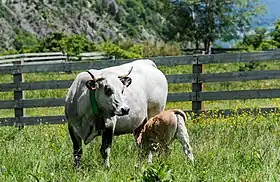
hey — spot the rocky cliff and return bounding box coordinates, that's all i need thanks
[0,0,164,50]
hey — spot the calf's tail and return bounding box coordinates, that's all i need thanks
[171,109,187,121]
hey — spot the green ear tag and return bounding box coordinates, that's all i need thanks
[89,91,98,114]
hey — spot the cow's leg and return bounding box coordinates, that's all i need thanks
[100,127,113,168]
[68,124,83,168]
[100,117,115,168]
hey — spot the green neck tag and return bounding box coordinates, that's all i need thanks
[89,91,99,115]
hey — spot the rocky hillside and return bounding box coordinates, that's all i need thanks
[0,0,167,50]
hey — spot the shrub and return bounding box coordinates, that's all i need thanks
[13,29,39,52]
[39,32,97,55]
[0,31,183,58]
[97,41,142,59]
[0,49,18,56]
[238,62,267,72]
[59,34,97,56]
[142,41,182,57]
[132,162,174,182]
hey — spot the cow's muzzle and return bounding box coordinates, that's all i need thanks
[116,107,130,116]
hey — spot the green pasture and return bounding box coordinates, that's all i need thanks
[0,61,280,181]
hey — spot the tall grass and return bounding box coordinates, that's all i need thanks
[0,114,280,181]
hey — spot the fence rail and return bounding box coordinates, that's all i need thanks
[199,50,280,64]
[200,70,280,82]
[1,49,280,126]
[0,51,111,67]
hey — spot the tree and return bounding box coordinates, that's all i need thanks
[13,29,39,51]
[242,28,267,49]
[164,0,266,53]
[236,22,278,51]
[271,20,280,48]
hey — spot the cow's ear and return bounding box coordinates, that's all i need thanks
[86,80,98,91]
[120,77,132,87]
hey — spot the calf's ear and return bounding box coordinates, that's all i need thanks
[120,77,132,87]
[85,80,98,91]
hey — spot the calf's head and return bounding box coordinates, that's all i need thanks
[85,67,133,116]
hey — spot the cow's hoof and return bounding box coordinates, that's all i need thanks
[74,156,81,169]
[73,164,79,170]
[188,153,194,163]
[74,162,80,170]
[105,159,110,169]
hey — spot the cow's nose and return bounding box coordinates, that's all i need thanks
[121,107,130,115]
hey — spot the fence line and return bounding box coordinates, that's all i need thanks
[1,88,279,110]
[0,107,279,127]
[0,49,280,126]
[199,50,280,64]
[0,51,112,66]
[1,69,280,92]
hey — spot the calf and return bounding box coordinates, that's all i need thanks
[137,109,194,163]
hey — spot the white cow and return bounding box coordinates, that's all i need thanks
[65,59,168,168]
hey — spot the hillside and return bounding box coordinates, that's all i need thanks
[0,0,168,50]
[0,0,276,51]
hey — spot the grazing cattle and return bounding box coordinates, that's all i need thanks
[136,109,194,163]
[65,59,168,168]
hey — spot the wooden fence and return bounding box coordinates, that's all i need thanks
[1,50,280,126]
[0,51,112,66]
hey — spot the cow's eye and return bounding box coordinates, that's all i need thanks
[104,86,113,96]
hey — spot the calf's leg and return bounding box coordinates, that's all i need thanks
[133,117,147,143]
[175,116,194,162]
[147,150,154,163]
[68,123,83,168]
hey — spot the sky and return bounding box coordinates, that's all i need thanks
[257,0,280,28]
[218,0,280,47]
[262,0,280,19]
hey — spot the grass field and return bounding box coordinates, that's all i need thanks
[0,61,280,181]
[0,114,280,181]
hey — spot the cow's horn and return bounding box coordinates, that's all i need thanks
[87,70,95,79]
[118,66,133,78]
[87,70,104,81]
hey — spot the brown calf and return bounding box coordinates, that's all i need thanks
[137,109,194,163]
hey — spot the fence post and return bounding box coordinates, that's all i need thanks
[192,55,204,116]
[13,60,24,129]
